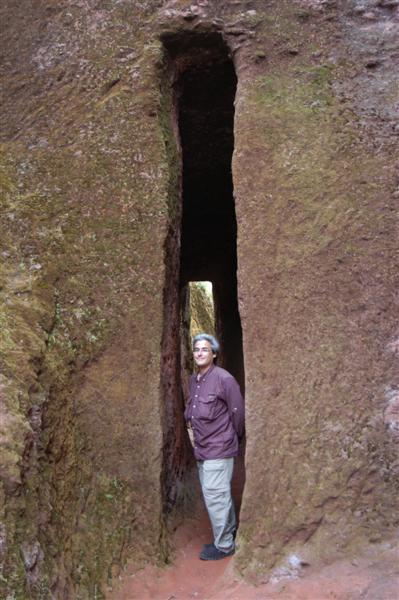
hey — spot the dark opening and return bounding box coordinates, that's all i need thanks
[161,31,245,513]
[166,32,244,389]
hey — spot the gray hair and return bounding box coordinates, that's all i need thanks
[192,333,220,354]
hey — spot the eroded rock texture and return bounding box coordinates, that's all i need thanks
[232,0,399,579]
[0,0,398,597]
[189,283,215,338]
[1,2,172,597]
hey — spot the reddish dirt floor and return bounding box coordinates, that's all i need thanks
[107,456,399,600]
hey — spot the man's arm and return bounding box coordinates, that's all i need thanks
[223,376,245,439]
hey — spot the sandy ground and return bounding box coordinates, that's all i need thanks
[107,458,399,600]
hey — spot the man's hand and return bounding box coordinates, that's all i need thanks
[187,427,195,448]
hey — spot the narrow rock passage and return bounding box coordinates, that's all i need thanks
[106,454,399,600]
[106,454,246,600]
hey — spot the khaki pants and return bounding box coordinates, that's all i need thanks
[197,458,236,552]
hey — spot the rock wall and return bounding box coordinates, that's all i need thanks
[189,283,215,338]
[231,0,399,578]
[1,1,173,597]
[0,0,398,597]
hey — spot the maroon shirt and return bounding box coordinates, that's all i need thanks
[184,365,245,460]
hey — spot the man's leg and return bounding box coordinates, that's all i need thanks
[198,458,236,553]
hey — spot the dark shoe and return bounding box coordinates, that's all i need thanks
[199,543,235,561]
[201,542,214,551]
[201,531,236,553]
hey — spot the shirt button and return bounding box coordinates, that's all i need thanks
[195,395,198,398]
[193,405,196,408]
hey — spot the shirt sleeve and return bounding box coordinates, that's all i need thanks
[184,375,194,422]
[223,375,245,439]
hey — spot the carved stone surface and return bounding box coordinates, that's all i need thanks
[0,0,397,596]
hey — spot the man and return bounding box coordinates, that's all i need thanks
[184,333,245,561]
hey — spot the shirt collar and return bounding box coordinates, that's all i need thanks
[196,364,215,382]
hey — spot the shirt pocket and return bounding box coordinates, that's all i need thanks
[198,393,218,420]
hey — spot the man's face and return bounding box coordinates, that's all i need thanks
[193,340,215,371]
